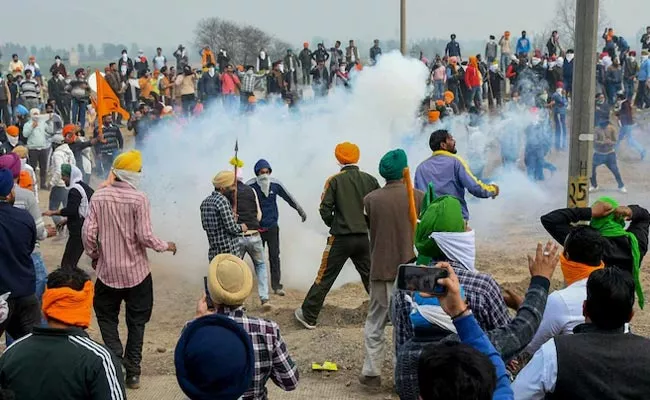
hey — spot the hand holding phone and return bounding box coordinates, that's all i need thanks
[434,263,468,318]
[397,264,449,295]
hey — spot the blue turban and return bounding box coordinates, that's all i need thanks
[0,169,14,197]
[175,314,254,400]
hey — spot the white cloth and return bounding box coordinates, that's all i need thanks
[408,294,457,333]
[0,292,10,324]
[66,165,89,218]
[112,169,141,190]
[430,231,476,271]
[525,278,588,354]
[48,144,75,188]
[512,339,558,399]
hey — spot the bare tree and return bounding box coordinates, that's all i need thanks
[268,39,293,64]
[239,26,271,65]
[552,0,610,49]
[532,28,552,54]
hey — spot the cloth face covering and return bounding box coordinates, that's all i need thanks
[256,174,271,197]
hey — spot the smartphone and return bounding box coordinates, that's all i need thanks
[396,264,449,295]
[203,277,215,309]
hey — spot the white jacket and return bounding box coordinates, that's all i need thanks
[48,143,75,188]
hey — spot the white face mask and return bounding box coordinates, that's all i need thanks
[542,60,548,69]
[629,56,636,63]
[556,88,563,94]
[642,56,649,62]
[208,67,215,75]
[549,61,556,68]
[260,51,266,58]
[7,135,19,147]
[566,54,574,62]
[58,73,64,80]
[122,54,128,61]
[55,59,61,65]
[256,174,271,196]
[278,64,285,73]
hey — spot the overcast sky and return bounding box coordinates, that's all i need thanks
[2,0,646,49]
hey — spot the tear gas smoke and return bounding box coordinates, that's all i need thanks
[139,51,573,291]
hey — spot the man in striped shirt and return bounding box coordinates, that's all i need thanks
[0,267,127,400]
[82,150,176,390]
[19,69,40,110]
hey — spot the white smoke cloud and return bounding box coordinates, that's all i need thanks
[141,51,559,290]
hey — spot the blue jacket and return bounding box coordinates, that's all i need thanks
[639,59,650,81]
[516,37,530,55]
[247,160,304,229]
[563,60,574,88]
[0,202,37,298]
[414,151,497,220]
[551,91,568,115]
[454,314,514,400]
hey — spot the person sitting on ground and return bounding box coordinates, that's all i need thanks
[197,254,299,399]
[391,195,512,360]
[513,267,650,399]
[417,263,514,400]
[0,267,126,399]
[396,242,559,400]
[43,164,94,268]
[541,197,649,308]
[175,312,254,400]
[525,226,604,355]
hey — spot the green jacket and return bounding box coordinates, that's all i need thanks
[0,326,126,400]
[319,165,380,235]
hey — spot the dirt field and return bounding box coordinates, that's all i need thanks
[31,126,650,398]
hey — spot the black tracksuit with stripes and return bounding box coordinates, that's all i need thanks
[0,326,126,400]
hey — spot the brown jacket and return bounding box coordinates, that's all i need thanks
[594,123,618,154]
[364,182,424,281]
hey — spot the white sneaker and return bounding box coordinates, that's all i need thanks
[589,185,599,192]
[294,308,316,330]
[619,186,628,194]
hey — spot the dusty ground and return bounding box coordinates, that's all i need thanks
[30,118,650,398]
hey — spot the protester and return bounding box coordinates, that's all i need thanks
[22,108,50,188]
[516,31,531,57]
[43,164,94,268]
[199,254,299,399]
[175,312,254,400]
[396,242,558,400]
[499,31,512,73]
[299,43,313,85]
[0,125,22,155]
[542,197,649,309]
[67,68,90,129]
[10,146,37,198]
[47,134,75,226]
[284,49,299,88]
[199,63,221,106]
[525,226,605,355]
[93,115,124,179]
[369,40,382,65]
[417,264,514,400]
[64,124,96,183]
[19,69,40,110]
[174,46,189,72]
[201,171,247,260]
[445,34,462,59]
[0,168,39,340]
[0,267,127,399]
[176,65,197,116]
[636,50,649,109]
[8,54,24,76]
[0,74,11,126]
[153,47,167,71]
[360,149,424,388]
[82,150,177,389]
[225,169,272,309]
[513,267,650,399]
[590,118,626,193]
[414,129,499,220]
[247,159,306,296]
[550,82,568,151]
[295,142,380,329]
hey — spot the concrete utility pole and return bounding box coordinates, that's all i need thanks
[400,0,407,55]
[567,0,599,208]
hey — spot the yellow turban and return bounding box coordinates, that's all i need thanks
[212,171,235,189]
[335,142,360,165]
[12,145,28,159]
[113,150,142,172]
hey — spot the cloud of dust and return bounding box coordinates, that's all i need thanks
[139,51,562,291]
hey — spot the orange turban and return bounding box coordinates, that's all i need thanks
[42,280,94,328]
[335,142,360,165]
[469,56,478,67]
[435,100,445,107]
[443,91,455,104]
[18,170,33,192]
[355,63,363,71]
[6,126,19,137]
[428,110,441,123]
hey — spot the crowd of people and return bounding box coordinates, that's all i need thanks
[0,25,649,400]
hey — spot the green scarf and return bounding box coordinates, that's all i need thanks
[590,196,644,309]
[414,183,465,265]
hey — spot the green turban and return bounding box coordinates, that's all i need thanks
[61,164,72,177]
[590,196,644,309]
[415,189,465,264]
[379,149,408,181]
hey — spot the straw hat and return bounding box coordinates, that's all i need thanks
[207,254,253,306]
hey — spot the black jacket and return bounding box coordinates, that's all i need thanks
[311,48,330,63]
[0,203,36,298]
[541,206,650,274]
[68,140,93,171]
[60,181,94,236]
[200,73,221,98]
[226,181,260,231]
[0,326,126,400]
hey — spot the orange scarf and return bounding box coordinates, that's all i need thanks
[42,281,94,328]
[560,254,604,287]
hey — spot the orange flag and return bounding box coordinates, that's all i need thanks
[403,167,418,233]
[95,69,129,138]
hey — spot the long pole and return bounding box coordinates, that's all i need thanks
[400,0,407,55]
[567,0,598,208]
